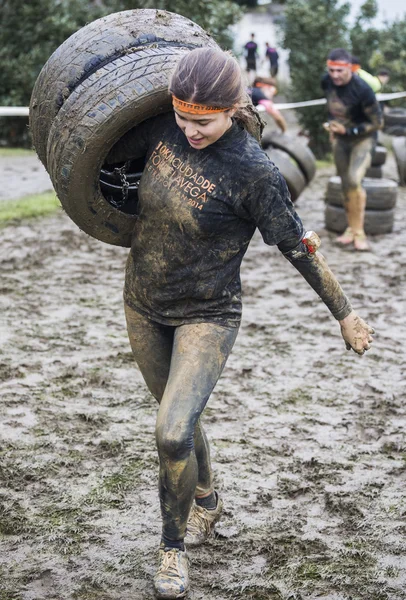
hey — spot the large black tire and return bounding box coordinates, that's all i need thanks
[325,204,395,235]
[365,165,382,178]
[392,136,406,186]
[261,130,316,182]
[265,148,306,202]
[371,145,387,167]
[325,176,397,210]
[384,124,406,137]
[47,47,189,247]
[30,9,218,168]
[384,108,406,128]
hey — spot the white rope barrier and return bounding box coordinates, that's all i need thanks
[256,90,406,111]
[0,107,29,116]
[0,91,405,116]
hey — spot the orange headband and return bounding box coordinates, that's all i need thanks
[351,64,360,72]
[327,60,352,68]
[172,95,231,115]
[255,83,277,91]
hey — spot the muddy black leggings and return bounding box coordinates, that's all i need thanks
[124,303,238,542]
[333,136,374,193]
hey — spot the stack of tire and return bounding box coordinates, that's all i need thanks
[383,107,406,137]
[261,130,316,201]
[392,137,406,186]
[29,9,262,247]
[324,175,398,235]
[365,144,387,178]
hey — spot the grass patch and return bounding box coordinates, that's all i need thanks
[316,155,334,168]
[0,191,60,223]
[0,147,35,157]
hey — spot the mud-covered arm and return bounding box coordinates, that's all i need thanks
[240,163,351,319]
[278,235,352,320]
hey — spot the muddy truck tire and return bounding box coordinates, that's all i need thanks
[46,47,189,247]
[29,8,218,169]
[392,136,406,186]
[371,145,387,167]
[261,130,316,183]
[265,148,306,202]
[325,176,398,210]
[325,204,395,235]
[365,165,382,178]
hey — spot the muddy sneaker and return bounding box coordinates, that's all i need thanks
[184,494,223,546]
[153,544,189,599]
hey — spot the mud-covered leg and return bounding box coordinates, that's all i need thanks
[124,304,215,498]
[346,138,374,250]
[155,322,238,545]
[333,138,354,245]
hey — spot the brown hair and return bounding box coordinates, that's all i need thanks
[169,47,244,109]
[169,47,264,141]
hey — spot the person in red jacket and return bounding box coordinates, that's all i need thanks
[111,47,375,598]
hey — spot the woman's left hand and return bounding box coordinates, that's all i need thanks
[339,310,375,355]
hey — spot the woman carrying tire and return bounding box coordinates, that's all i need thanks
[118,48,374,599]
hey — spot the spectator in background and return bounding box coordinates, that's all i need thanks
[244,33,258,82]
[265,42,279,77]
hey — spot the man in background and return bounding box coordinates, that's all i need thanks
[322,48,383,251]
[351,57,390,93]
[265,42,279,77]
[244,33,258,82]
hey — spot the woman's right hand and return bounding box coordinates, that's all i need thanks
[339,310,375,355]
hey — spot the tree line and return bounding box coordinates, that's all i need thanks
[0,0,405,155]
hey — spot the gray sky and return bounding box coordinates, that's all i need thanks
[345,0,404,26]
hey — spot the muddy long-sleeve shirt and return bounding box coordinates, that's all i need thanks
[321,73,383,139]
[111,113,351,327]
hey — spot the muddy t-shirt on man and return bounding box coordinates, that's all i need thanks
[321,73,382,139]
[113,113,304,327]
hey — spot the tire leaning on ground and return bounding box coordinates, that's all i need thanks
[371,145,387,167]
[46,47,189,247]
[325,176,398,210]
[324,204,395,235]
[392,136,406,186]
[265,148,307,202]
[29,9,218,168]
[261,130,316,182]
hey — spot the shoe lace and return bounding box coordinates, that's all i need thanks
[157,549,182,578]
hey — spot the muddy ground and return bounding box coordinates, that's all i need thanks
[1,151,405,600]
[0,154,52,202]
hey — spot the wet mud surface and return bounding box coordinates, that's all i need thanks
[1,154,406,600]
[0,155,52,202]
